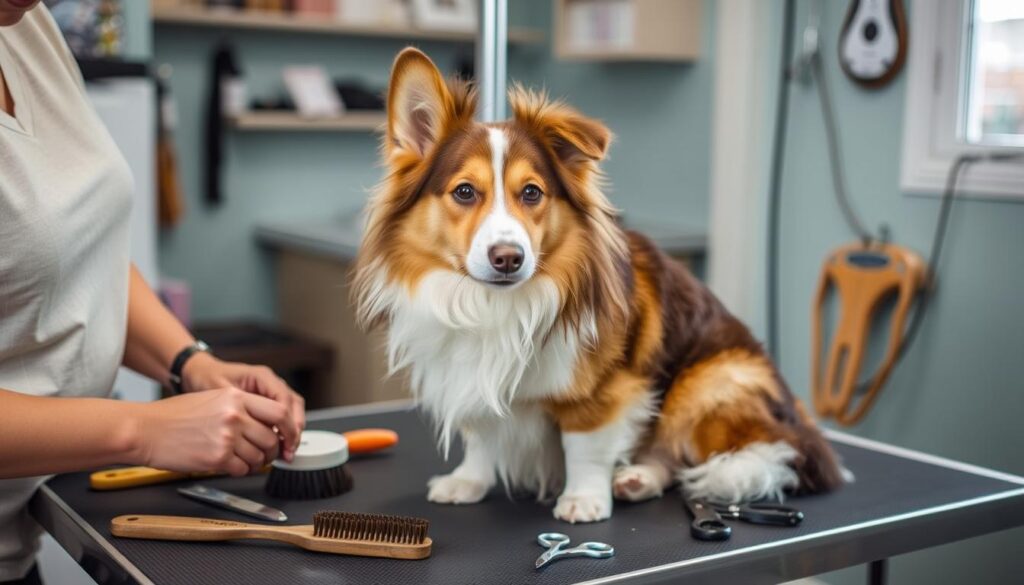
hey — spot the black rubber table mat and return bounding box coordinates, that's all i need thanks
[45,408,1022,585]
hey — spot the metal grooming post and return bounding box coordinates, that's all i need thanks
[477,0,508,122]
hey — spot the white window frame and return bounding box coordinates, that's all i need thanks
[901,0,1024,198]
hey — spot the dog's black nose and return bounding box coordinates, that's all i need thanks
[488,244,524,274]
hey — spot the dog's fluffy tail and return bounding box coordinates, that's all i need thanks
[680,441,799,503]
[788,420,852,493]
[679,420,848,504]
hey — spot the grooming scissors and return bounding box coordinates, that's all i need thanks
[709,502,804,527]
[685,496,804,541]
[684,497,732,541]
[534,532,614,569]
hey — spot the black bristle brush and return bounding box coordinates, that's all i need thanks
[110,510,432,559]
[265,430,353,500]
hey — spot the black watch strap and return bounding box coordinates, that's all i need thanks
[168,340,211,395]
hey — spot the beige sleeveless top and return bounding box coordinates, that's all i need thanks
[0,6,133,579]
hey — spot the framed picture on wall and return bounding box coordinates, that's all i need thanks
[410,0,477,33]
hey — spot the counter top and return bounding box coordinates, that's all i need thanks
[256,216,365,261]
[256,213,707,262]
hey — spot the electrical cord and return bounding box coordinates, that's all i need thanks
[766,1,1024,390]
[864,151,1024,378]
[813,65,1023,389]
[809,50,877,245]
[765,0,798,358]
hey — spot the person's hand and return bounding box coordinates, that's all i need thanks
[132,389,291,476]
[180,353,305,460]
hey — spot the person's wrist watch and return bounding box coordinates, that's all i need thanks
[168,340,211,395]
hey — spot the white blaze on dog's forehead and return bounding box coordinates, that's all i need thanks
[480,127,524,240]
[486,127,509,216]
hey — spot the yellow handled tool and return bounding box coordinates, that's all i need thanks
[90,468,222,491]
[90,428,398,490]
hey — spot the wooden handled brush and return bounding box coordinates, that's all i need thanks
[91,429,398,491]
[110,511,431,560]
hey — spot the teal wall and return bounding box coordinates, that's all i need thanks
[508,0,715,225]
[768,2,1024,583]
[122,0,150,59]
[154,0,714,321]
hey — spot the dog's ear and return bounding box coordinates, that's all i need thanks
[545,112,611,167]
[387,48,471,157]
[509,85,612,170]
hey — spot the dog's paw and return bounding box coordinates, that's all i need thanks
[426,474,490,504]
[553,492,612,523]
[613,465,664,502]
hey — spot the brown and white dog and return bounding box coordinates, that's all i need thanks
[353,48,845,523]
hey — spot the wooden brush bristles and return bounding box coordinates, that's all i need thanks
[313,511,429,544]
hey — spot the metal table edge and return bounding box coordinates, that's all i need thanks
[30,484,152,585]
[824,428,1024,485]
[30,400,1024,585]
[574,486,1024,585]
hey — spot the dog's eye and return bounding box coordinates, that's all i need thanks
[452,183,476,204]
[522,184,543,204]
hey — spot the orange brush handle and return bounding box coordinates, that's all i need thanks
[90,428,399,491]
[344,428,399,454]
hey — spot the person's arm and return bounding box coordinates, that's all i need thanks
[121,264,193,384]
[122,265,305,459]
[0,386,288,479]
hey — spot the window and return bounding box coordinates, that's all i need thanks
[963,1,1024,146]
[901,0,1024,198]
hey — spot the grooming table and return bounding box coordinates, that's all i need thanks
[31,401,1024,585]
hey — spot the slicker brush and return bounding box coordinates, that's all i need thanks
[110,510,432,559]
[265,430,353,500]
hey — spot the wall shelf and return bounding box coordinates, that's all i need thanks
[152,6,544,44]
[554,0,701,62]
[230,111,385,132]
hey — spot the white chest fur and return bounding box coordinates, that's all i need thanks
[376,270,588,454]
